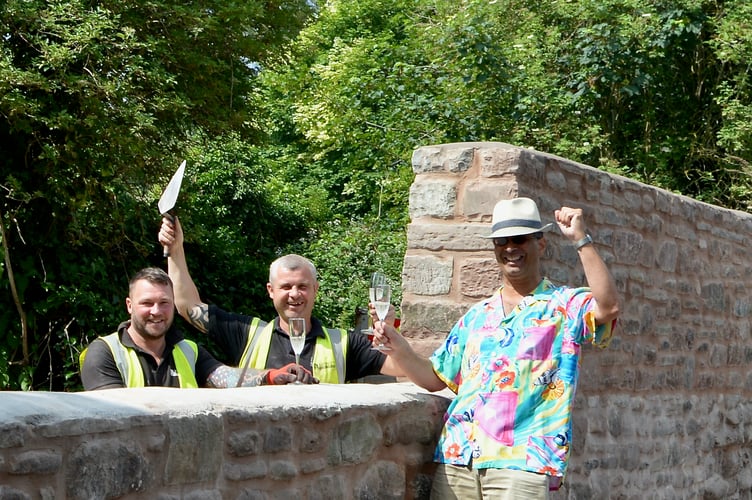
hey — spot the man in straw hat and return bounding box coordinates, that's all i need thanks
[372,197,619,498]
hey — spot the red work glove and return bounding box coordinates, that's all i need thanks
[264,363,318,385]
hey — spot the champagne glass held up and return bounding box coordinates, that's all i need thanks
[288,317,306,384]
[363,271,386,344]
[372,282,392,351]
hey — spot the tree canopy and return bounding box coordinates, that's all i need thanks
[0,0,314,388]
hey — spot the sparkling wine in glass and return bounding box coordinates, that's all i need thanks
[372,283,391,351]
[288,317,306,384]
[370,271,386,303]
[363,271,386,345]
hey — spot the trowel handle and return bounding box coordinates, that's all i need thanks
[162,213,175,258]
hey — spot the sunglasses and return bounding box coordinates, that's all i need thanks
[492,232,543,247]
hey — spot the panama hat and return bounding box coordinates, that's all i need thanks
[484,197,554,239]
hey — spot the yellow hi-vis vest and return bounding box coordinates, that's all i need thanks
[238,318,347,383]
[79,332,199,388]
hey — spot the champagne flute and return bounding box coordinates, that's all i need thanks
[288,317,306,384]
[364,272,386,348]
[372,283,392,351]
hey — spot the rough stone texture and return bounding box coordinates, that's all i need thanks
[408,178,457,220]
[0,384,448,499]
[402,255,453,296]
[402,142,752,499]
[165,413,223,485]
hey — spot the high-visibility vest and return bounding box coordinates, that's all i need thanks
[80,332,199,388]
[238,318,347,383]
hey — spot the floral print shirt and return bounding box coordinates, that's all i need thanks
[430,278,615,490]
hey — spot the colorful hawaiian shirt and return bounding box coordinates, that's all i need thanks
[430,278,615,490]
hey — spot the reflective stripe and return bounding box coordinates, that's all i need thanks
[100,333,143,387]
[172,340,198,388]
[316,328,347,384]
[239,317,266,369]
[239,319,347,383]
[90,332,198,388]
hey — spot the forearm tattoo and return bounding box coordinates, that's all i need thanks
[239,369,266,387]
[188,303,209,333]
[206,365,265,388]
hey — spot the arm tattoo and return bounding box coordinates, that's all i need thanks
[206,365,265,388]
[187,303,209,333]
[239,369,266,387]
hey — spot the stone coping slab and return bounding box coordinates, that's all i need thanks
[1,382,454,422]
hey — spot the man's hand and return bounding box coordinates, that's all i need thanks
[158,215,183,251]
[265,363,319,385]
[368,302,397,327]
[554,206,587,242]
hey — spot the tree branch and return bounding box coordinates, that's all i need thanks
[0,209,29,365]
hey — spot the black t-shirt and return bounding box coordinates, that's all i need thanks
[81,321,222,390]
[208,305,386,382]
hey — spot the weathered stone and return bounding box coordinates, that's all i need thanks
[477,143,520,178]
[0,424,25,448]
[0,486,31,500]
[408,179,457,219]
[406,222,490,252]
[65,438,151,499]
[8,449,61,475]
[300,427,324,453]
[461,179,517,219]
[235,490,266,500]
[300,457,327,474]
[402,255,453,296]
[268,460,297,480]
[227,429,262,457]
[400,300,469,334]
[146,432,166,452]
[410,473,434,500]
[184,490,222,500]
[411,144,475,174]
[459,257,500,298]
[394,413,438,446]
[545,167,568,192]
[699,474,731,499]
[164,414,223,485]
[308,474,347,500]
[328,415,381,465]
[264,426,293,453]
[354,460,405,500]
[224,460,268,481]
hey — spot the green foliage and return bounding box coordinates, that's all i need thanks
[300,217,406,330]
[177,133,310,319]
[0,0,314,390]
[261,0,752,211]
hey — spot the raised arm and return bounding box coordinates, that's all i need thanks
[373,322,447,392]
[158,216,209,333]
[554,207,620,325]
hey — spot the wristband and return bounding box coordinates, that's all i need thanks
[574,234,593,250]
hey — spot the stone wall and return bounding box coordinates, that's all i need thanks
[401,142,752,499]
[0,384,450,499]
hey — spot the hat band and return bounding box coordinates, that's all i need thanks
[491,218,542,233]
